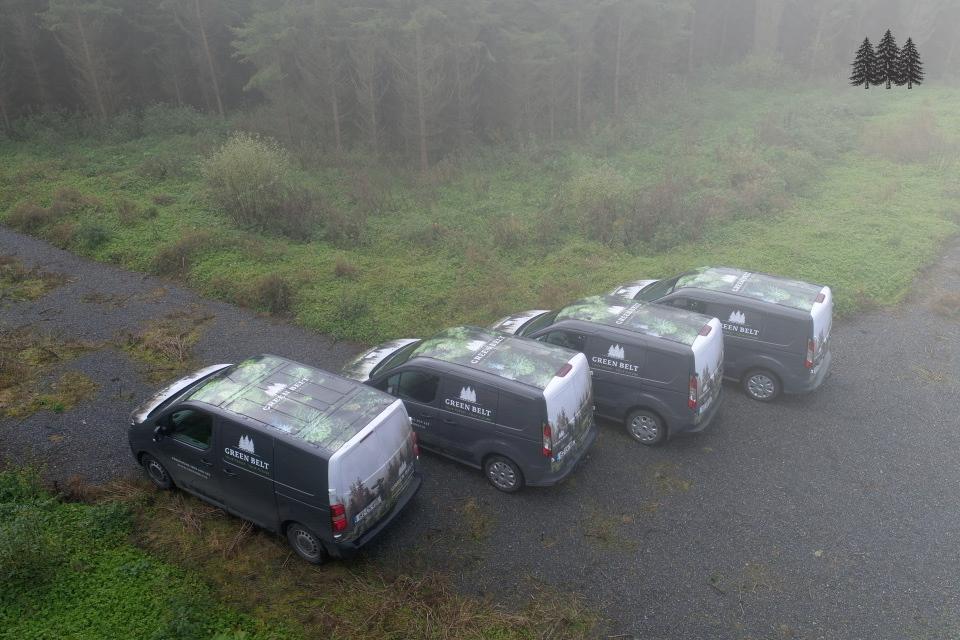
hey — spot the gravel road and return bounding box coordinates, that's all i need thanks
[2,225,959,639]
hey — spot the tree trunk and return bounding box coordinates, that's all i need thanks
[718,0,729,64]
[0,94,10,133]
[613,14,623,119]
[575,46,584,134]
[753,0,785,57]
[687,5,697,76]
[455,49,465,150]
[806,5,827,79]
[415,28,428,172]
[368,66,379,154]
[194,0,224,117]
[326,42,342,153]
[171,70,184,107]
[73,1,108,120]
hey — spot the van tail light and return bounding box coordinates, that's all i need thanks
[698,324,712,336]
[555,363,572,378]
[688,374,699,410]
[411,431,420,458]
[804,338,816,369]
[330,503,348,533]
[542,423,553,457]
[815,292,826,303]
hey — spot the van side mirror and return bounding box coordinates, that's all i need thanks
[152,425,167,442]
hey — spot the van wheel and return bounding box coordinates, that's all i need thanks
[141,454,173,490]
[626,409,666,446]
[743,369,781,402]
[484,455,524,493]
[286,522,328,564]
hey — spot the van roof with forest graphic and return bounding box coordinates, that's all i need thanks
[411,326,575,390]
[676,267,825,311]
[556,295,710,346]
[187,354,397,454]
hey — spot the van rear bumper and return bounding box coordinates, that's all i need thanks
[675,387,724,436]
[526,422,598,488]
[326,472,422,559]
[786,349,832,394]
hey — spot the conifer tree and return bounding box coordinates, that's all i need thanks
[849,37,876,88]
[898,37,923,88]
[875,29,899,89]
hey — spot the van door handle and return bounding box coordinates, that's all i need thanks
[200,457,213,466]
[223,468,237,477]
[442,418,457,425]
[421,413,435,419]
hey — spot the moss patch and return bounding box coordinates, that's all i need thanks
[0,255,67,304]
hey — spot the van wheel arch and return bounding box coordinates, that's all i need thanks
[624,407,668,446]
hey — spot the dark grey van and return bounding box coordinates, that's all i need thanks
[342,326,596,493]
[611,266,833,401]
[491,296,724,446]
[129,354,421,564]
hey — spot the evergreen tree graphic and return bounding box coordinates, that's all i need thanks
[875,29,900,89]
[898,37,923,89]
[850,38,877,89]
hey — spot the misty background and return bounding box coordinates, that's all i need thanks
[1,0,957,164]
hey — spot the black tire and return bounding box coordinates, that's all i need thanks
[625,409,667,446]
[484,455,524,493]
[742,369,781,402]
[286,522,328,565]
[141,454,174,490]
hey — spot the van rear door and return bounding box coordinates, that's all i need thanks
[809,286,833,366]
[328,401,417,541]
[542,353,594,473]
[691,318,724,415]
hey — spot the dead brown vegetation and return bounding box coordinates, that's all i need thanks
[119,306,214,382]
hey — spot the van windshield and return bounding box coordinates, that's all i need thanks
[519,311,559,337]
[635,277,679,302]
[370,340,423,378]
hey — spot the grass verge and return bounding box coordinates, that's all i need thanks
[0,468,597,639]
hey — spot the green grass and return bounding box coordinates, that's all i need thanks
[0,469,288,640]
[1,84,958,344]
[0,469,595,640]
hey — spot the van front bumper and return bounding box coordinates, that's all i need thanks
[526,422,598,488]
[787,350,832,394]
[326,471,422,559]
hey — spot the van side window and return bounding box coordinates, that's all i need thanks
[539,331,584,351]
[666,296,706,314]
[168,409,213,450]
[389,370,439,404]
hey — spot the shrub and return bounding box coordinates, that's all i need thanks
[246,274,292,314]
[322,204,366,247]
[117,198,140,224]
[7,202,54,232]
[564,166,634,247]
[152,193,176,206]
[333,257,359,279]
[202,132,317,238]
[861,110,954,164]
[77,223,112,249]
[141,103,212,137]
[491,215,527,249]
[152,230,220,277]
[138,152,186,181]
[46,221,79,248]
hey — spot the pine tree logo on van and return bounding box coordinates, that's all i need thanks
[238,435,256,454]
[459,386,477,403]
[264,382,288,397]
[728,310,747,325]
[607,344,625,360]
